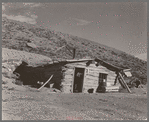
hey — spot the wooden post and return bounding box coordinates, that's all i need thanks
[37,75,54,91]
[73,48,76,59]
[71,67,76,93]
[82,68,86,93]
[118,76,126,88]
[118,72,131,93]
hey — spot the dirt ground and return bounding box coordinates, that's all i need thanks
[2,83,147,120]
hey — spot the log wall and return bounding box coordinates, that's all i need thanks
[61,62,118,93]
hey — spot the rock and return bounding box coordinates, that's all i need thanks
[136,113,139,116]
[12,80,16,84]
[2,60,22,73]
[8,87,15,90]
[14,80,23,86]
[144,92,147,94]
[53,88,61,93]
[88,88,94,93]
[3,72,19,79]
[2,80,8,84]
[26,43,37,48]
[3,72,12,78]
[3,86,8,88]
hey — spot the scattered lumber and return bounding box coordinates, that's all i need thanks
[37,75,54,91]
[118,72,131,93]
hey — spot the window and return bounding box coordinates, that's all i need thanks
[99,73,107,86]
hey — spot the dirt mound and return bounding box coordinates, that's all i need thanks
[2,48,54,92]
[2,48,52,65]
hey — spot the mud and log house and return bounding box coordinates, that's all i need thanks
[14,58,131,93]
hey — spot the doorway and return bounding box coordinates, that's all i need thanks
[73,67,85,93]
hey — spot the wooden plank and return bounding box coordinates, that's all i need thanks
[123,69,131,72]
[84,84,98,87]
[85,76,98,81]
[66,63,86,67]
[106,87,119,90]
[86,73,99,77]
[72,67,75,93]
[107,77,116,80]
[66,59,92,62]
[85,79,98,83]
[64,65,75,68]
[107,79,115,82]
[62,82,72,85]
[63,72,73,75]
[62,84,71,86]
[62,66,74,69]
[107,79,116,82]
[65,75,73,79]
[108,74,117,77]
[62,68,74,71]
[118,72,131,93]
[106,90,119,92]
[64,69,74,72]
[88,64,97,68]
[89,70,109,75]
[82,67,86,93]
[65,64,110,73]
[62,78,73,81]
[37,75,54,91]
[84,80,98,84]
[106,82,114,87]
[89,68,108,72]
[106,86,119,90]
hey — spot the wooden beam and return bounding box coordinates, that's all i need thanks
[37,75,54,91]
[66,59,92,62]
[118,72,131,93]
[73,48,76,59]
[71,67,75,93]
[123,69,131,72]
[118,76,126,88]
[66,45,73,54]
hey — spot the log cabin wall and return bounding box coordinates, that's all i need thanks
[14,60,119,92]
[61,61,118,93]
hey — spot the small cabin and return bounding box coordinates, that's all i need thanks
[14,58,131,93]
[60,59,124,93]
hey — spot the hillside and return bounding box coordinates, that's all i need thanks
[2,17,147,84]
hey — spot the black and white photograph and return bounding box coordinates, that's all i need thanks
[1,1,147,120]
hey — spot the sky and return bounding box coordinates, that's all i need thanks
[2,2,147,59]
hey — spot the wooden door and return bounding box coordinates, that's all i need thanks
[73,67,85,93]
